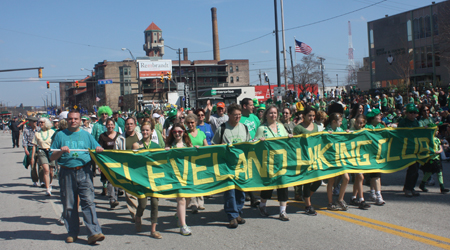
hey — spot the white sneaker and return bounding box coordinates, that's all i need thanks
[375,198,386,206]
[32,182,38,187]
[180,225,192,236]
[367,192,376,202]
[45,190,52,196]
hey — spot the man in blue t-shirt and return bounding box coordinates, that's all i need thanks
[50,110,105,245]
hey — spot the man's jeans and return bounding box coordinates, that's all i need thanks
[223,189,245,221]
[59,165,102,237]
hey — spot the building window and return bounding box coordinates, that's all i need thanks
[236,66,239,72]
[413,19,420,39]
[433,14,438,36]
[236,76,240,82]
[435,44,440,67]
[407,20,412,41]
[419,17,425,38]
[425,16,431,37]
[210,78,213,82]
[204,78,207,83]
[230,77,234,83]
[203,67,206,72]
[426,46,433,68]
[230,66,233,73]
[370,29,374,49]
[415,48,420,69]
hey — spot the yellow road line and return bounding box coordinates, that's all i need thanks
[288,201,450,249]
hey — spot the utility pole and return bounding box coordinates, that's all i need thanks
[280,0,288,91]
[318,57,325,96]
[259,70,262,86]
[274,0,281,87]
[336,74,338,87]
[289,46,296,99]
[194,68,199,108]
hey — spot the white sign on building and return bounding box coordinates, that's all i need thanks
[137,59,172,79]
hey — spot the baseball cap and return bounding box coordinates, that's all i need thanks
[217,102,225,108]
[152,113,161,118]
[405,103,419,113]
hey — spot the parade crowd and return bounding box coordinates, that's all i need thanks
[4,85,450,244]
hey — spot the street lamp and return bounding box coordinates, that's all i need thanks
[121,48,135,61]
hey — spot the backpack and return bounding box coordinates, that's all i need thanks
[218,123,249,144]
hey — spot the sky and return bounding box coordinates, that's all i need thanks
[0,0,442,107]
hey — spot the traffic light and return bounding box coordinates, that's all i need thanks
[160,73,164,83]
[167,71,172,81]
[38,68,42,78]
[46,81,50,89]
[75,80,79,88]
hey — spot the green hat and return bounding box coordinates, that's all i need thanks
[118,111,122,114]
[253,98,259,107]
[366,108,381,119]
[212,105,217,113]
[136,113,145,119]
[258,104,266,111]
[427,123,438,128]
[167,109,177,118]
[405,103,419,113]
[387,114,394,120]
[267,98,273,104]
[41,114,50,118]
[392,112,397,117]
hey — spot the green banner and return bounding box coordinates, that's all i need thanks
[91,127,436,198]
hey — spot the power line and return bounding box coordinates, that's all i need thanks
[191,0,387,53]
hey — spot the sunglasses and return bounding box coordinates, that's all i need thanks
[282,112,290,114]
[198,114,205,116]
[409,112,417,114]
[39,122,45,124]
[180,116,185,119]
[172,130,184,135]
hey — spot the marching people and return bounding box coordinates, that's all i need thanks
[31,117,55,196]
[91,106,120,141]
[10,116,23,148]
[212,103,250,228]
[23,116,41,186]
[165,123,194,236]
[185,114,208,214]
[194,108,214,145]
[254,104,292,221]
[325,113,350,211]
[205,100,229,133]
[134,121,162,239]
[398,103,422,197]
[97,118,121,205]
[293,106,322,215]
[49,110,105,244]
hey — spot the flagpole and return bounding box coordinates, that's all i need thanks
[294,36,297,98]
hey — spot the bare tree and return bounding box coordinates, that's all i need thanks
[283,53,331,92]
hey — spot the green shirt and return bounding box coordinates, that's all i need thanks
[381,97,387,107]
[418,117,435,127]
[240,113,260,140]
[212,123,250,144]
[188,129,207,146]
[125,133,139,150]
[139,139,160,149]
[293,123,319,135]
[254,122,289,140]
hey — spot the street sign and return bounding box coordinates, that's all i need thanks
[73,105,78,109]
[177,82,185,91]
[273,87,285,97]
[98,79,113,85]
[211,89,217,95]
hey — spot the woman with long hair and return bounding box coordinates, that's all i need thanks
[293,106,322,215]
[194,108,214,145]
[98,119,120,202]
[134,121,162,239]
[165,123,193,236]
[254,105,292,221]
[281,107,296,134]
[184,114,208,214]
[31,117,55,196]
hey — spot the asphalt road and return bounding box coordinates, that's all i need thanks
[1,131,450,249]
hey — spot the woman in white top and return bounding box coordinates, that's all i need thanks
[31,118,55,196]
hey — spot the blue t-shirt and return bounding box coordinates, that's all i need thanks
[50,129,100,168]
[197,123,214,145]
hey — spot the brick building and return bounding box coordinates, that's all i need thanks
[367,1,449,89]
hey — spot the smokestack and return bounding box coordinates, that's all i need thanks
[211,7,220,61]
[183,48,188,61]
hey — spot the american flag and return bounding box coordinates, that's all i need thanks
[295,40,312,55]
